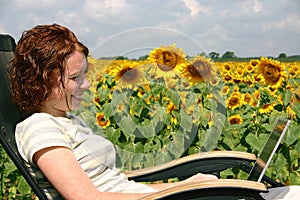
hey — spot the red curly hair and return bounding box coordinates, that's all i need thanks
[8,24,89,114]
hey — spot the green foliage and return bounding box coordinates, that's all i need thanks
[82,57,300,185]
[0,146,34,199]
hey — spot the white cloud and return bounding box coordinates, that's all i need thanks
[240,0,263,15]
[181,0,210,17]
[285,14,300,32]
[14,0,65,9]
[82,0,129,19]
[260,13,300,33]
[252,0,262,13]
[1,0,299,57]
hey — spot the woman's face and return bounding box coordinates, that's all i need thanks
[42,51,91,117]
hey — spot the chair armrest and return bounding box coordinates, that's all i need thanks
[126,151,256,182]
[142,179,267,200]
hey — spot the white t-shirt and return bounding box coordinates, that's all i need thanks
[15,112,156,200]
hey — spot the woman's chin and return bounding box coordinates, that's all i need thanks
[71,97,82,110]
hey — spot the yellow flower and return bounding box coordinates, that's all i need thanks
[245,63,255,73]
[148,44,186,79]
[258,102,277,114]
[221,86,230,96]
[256,57,286,88]
[228,114,243,125]
[223,63,232,71]
[253,90,260,100]
[221,71,233,83]
[180,56,216,85]
[226,91,243,110]
[286,106,296,119]
[243,93,252,104]
[236,64,245,77]
[250,59,259,68]
[96,112,111,128]
[167,102,178,114]
[109,61,146,89]
[249,98,258,108]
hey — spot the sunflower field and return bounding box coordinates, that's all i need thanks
[72,44,300,186]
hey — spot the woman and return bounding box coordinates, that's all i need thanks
[8,24,217,200]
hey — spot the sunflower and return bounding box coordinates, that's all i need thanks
[245,63,255,73]
[243,75,254,86]
[221,86,230,96]
[210,76,220,86]
[226,91,243,110]
[228,114,243,125]
[148,44,186,79]
[286,106,296,119]
[180,56,216,85]
[243,93,252,104]
[236,64,245,77]
[167,101,178,114]
[96,112,111,128]
[109,61,146,89]
[258,102,277,114]
[223,63,232,71]
[250,59,259,67]
[256,57,286,88]
[221,71,233,83]
[288,62,300,78]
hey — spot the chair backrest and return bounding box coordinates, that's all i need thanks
[0,34,48,200]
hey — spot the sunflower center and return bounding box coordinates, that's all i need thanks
[118,67,138,82]
[230,97,239,105]
[187,64,202,77]
[263,64,280,84]
[189,60,213,80]
[157,51,178,71]
[229,117,241,125]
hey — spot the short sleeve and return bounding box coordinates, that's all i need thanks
[15,113,72,166]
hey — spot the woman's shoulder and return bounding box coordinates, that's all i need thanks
[17,113,69,128]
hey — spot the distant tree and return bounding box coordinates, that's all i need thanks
[278,53,287,58]
[209,52,220,59]
[138,55,149,60]
[197,52,207,57]
[115,56,129,60]
[222,51,236,59]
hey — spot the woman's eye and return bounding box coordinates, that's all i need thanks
[69,76,78,81]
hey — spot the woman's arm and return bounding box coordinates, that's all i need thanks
[33,146,152,200]
[146,173,218,191]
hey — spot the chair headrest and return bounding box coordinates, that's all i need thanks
[0,34,16,52]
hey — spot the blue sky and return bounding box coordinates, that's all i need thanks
[1,0,299,58]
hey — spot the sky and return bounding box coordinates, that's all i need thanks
[0,0,300,59]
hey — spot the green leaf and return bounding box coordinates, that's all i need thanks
[290,172,300,185]
[106,127,121,144]
[119,117,137,136]
[283,123,299,146]
[292,102,300,118]
[202,126,221,151]
[179,110,193,132]
[138,122,155,138]
[245,134,269,152]
[165,89,180,108]
[103,103,113,118]
[151,83,166,97]
[17,177,31,195]
[167,131,185,157]
[282,89,293,106]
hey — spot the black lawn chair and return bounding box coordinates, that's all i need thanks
[1,34,273,199]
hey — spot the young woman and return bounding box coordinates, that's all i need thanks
[8,24,217,200]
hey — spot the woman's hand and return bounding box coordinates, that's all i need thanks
[182,173,218,184]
